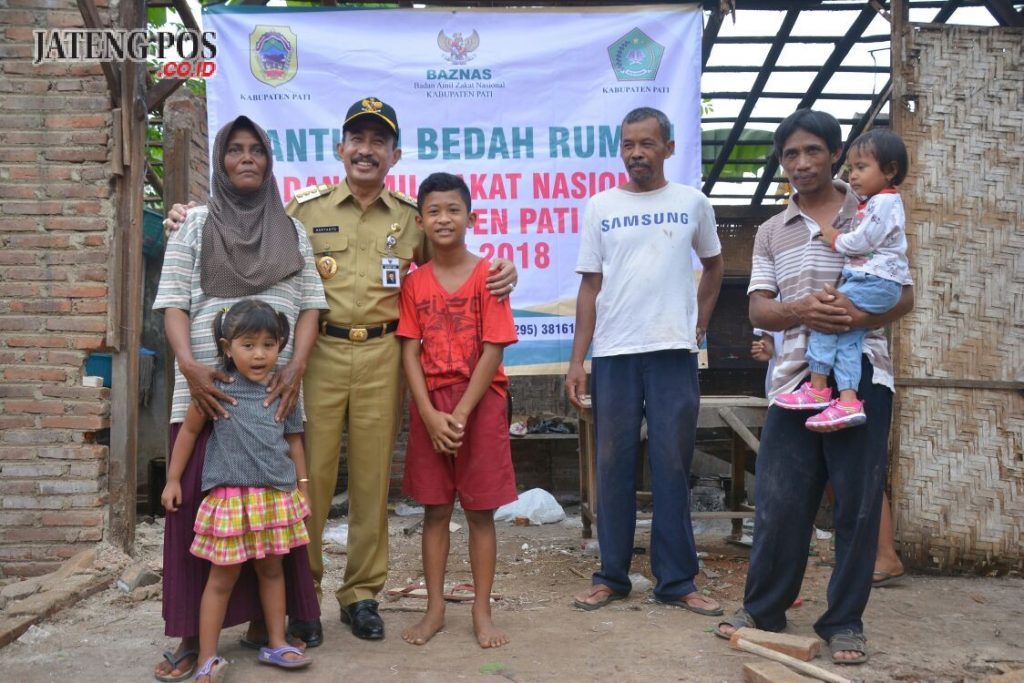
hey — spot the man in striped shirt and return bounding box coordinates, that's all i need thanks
[716,110,913,666]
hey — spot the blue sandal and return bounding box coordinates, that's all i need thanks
[258,644,312,669]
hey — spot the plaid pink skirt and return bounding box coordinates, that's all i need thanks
[191,486,310,566]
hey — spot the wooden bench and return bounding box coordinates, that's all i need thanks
[576,395,769,539]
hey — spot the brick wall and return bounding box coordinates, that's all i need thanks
[0,1,117,577]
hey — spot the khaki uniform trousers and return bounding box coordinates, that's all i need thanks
[303,331,402,609]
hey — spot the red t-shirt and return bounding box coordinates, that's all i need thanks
[397,258,517,397]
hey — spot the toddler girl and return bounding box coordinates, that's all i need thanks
[775,128,911,431]
[162,299,313,681]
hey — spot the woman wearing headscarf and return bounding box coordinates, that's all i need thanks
[153,116,328,681]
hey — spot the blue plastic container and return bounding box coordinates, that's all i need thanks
[84,347,156,389]
[84,352,112,388]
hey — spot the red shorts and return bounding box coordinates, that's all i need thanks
[402,383,518,511]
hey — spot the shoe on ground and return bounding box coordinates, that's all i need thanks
[341,599,384,640]
[774,382,832,410]
[287,617,323,648]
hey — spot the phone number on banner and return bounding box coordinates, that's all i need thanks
[514,316,576,341]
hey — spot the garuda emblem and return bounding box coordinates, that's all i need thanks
[437,29,479,65]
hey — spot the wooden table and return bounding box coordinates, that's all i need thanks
[576,395,769,539]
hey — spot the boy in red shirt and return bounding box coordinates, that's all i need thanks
[396,172,518,649]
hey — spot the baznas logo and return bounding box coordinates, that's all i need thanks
[607,28,664,82]
[437,29,479,65]
[250,26,297,87]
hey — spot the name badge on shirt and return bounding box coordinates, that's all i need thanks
[381,257,400,287]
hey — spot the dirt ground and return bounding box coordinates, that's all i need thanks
[0,508,1021,683]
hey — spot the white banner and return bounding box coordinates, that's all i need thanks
[205,5,702,373]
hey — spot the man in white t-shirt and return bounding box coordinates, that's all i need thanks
[565,107,725,615]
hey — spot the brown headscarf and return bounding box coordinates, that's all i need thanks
[200,116,304,298]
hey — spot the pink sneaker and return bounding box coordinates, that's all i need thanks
[805,399,867,432]
[774,382,832,410]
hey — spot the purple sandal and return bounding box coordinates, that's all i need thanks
[192,656,228,682]
[258,644,311,670]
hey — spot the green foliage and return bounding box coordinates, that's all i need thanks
[701,127,774,180]
[147,7,167,27]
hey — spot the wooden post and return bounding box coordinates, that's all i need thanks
[888,0,909,558]
[107,0,147,552]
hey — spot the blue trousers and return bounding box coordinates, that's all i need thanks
[743,356,891,640]
[591,350,700,600]
[806,269,902,391]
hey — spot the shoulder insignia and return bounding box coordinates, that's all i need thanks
[293,185,322,204]
[317,184,332,194]
[392,190,418,208]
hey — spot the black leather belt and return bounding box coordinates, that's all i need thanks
[320,320,398,342]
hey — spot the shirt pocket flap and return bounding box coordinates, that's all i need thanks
[311,232,348,255]
[376,236,414,261]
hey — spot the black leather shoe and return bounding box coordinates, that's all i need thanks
[340,599,384,640]
[287,617,323,648]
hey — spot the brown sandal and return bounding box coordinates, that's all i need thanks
[572,584,627,611]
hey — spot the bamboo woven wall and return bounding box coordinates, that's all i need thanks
[891,23,1023,572]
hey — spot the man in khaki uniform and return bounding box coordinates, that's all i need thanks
[288,98,517,642]
[166,98,516,644]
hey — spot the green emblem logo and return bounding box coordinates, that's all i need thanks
[250,25,297,87]
[607,28,664,82]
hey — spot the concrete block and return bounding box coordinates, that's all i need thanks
[731,627,821,661]
[743,662,815,683]
[1,579,40,601]
[116,563,160,593]
[129,583,162,602]
[52,548,97,581]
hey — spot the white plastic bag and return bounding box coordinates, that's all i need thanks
[494,488,565,525]
[323,522,348,547]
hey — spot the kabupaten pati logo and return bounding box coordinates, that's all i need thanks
[250,25,297,87]
[607,28,663,82]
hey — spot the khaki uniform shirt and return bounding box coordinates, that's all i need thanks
[285,182,426,326]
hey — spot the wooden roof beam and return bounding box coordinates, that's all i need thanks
[705,65,888,73]
[702,10,724,71]
[170,0,202,33]
[702,91,878,100]
[752,6,878,205]
[984,0,1024,25]
[703,9,799,195]
[931,0,964,22]
[713,34,890,43]
[75,0,121,106]
[836,77,893,171]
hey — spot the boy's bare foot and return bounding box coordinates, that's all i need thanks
[473,606,509,649]
[401,611,445,646]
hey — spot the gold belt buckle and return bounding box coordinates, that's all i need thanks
[349,327,368,342]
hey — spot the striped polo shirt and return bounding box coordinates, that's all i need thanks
[748,181,911,402]
[153,206,329,423]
